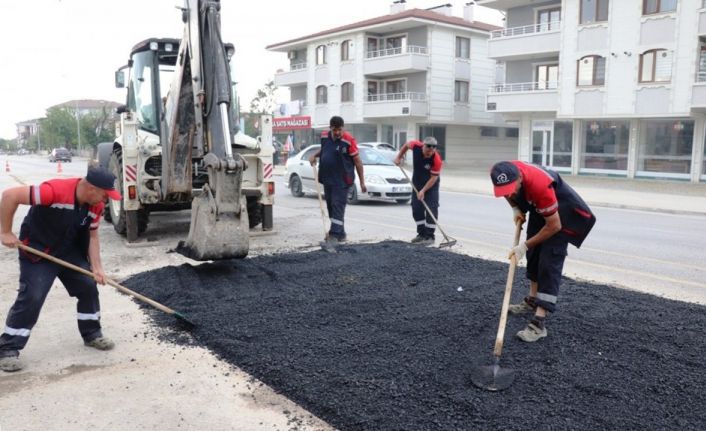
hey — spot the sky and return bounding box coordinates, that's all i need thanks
[0,0,502,139]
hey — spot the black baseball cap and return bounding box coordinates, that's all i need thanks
[490,161,520,197]
[86,166,121,200]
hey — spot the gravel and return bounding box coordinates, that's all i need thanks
[124,241,706,431]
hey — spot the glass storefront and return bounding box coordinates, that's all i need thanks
[531,121,573,170]
[637,119,693,177]
[581,120,630,172]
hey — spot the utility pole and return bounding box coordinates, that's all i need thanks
[37,122,41,153]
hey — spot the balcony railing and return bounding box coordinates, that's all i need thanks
[488,82,559,93]
[366,92,427,102]
[289,62,307,71]
[698,70,706,82]
[366,45,428,59]
[491,21,561,39]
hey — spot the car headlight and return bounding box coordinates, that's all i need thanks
[365,174,386,184]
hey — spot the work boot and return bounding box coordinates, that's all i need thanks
[516,318,547,343]
[410,235,425,243]
[419,237,435,246]
[84,337,115,351]
[508,296,537,315]
[0,351,23,372]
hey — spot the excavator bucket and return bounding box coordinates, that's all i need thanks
[176,182,249,261]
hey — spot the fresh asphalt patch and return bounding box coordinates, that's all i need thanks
[123,241,705,430]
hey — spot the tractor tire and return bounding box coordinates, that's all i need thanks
[247,197,262,229]
[108,148,148,239]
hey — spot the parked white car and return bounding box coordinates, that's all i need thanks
[358,142,398,162]
[285,145,413,204]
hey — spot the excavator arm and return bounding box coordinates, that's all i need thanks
[163,0,249,260]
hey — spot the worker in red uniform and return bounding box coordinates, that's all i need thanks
[309,116,366,242]
[490,161,596,342]
[394,137,442,245]
[0,166,121,372]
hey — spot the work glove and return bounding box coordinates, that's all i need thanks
[512,207,526,225]
[508,242,528,262]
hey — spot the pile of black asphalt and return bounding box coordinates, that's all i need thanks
[124,241,705,431]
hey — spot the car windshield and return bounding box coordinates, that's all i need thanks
[359,147,393,166]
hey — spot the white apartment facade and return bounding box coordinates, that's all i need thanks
[267,4,517,167]
[481,0,706,183]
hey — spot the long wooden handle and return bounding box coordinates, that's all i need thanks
[17,243,178,316]
[311,164,328,238]
[493,221,523,357]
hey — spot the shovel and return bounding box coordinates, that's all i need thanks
[312,164,337,253]
[17,243,196,330]
[397,166,457,249]
[470,221,523,391]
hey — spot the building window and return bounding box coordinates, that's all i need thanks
[385,35,407,54]
[341,40,352,61]
[341,82,354,102]
[698,44,706,82]
[315,85,327,104]
[536,64,559,89]
[481,127,499,137]
[366,37,379,57]
[505,128,519,138]
[638,119,693,175]
[454,81,469,103]
[537,7,561,31]
[581,120,630,171]
[455,37,470,59]
[580,0,609,24]
[315,45,326,65]
[385,79,406,99]
[367,81,379,101]
[577,55,606,86]
[640,49,672,83]
[643,0,677,15]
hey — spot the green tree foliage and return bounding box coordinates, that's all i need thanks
[37,106,116,154]
[249,80,277,115]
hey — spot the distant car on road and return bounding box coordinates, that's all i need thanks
[17,148,29,156]
[49,148,72,163]
[285,145,412,204]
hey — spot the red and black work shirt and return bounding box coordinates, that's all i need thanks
[318,130,359,187]
[19,178,104,259]
[409,140,442,190]
[509,161,596,248]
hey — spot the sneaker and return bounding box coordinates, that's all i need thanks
[508,297,537,315]
[84,337,115,351]
[516,322,547,343]
[410,235,425,243]
[0,354,23,372]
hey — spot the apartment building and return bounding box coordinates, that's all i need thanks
[267,3,517,167]
[481,0,706,183]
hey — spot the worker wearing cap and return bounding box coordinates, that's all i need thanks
[0,166,122,372]
[394,137,443,245]
[309,116,366,242]
[490,161,596,342]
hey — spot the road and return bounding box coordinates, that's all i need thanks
[3,153,705,305]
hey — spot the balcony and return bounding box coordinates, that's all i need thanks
[364,46,429,77]
[692,74,706,109]
[274,62,307,87]
[488,21,561,60]
[486,82,559,113]
[363,92,428,118]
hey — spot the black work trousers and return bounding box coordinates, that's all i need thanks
[411,188,439,239]
[0,249,102,355]
[323,184,350,240]
[526,214,569,313]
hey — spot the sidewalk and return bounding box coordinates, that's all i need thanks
[273,165,706,216]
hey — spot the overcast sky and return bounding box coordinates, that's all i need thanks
[0,0,502,139]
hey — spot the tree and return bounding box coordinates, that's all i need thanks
[37,106,116,155]
[249,80,278,116]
